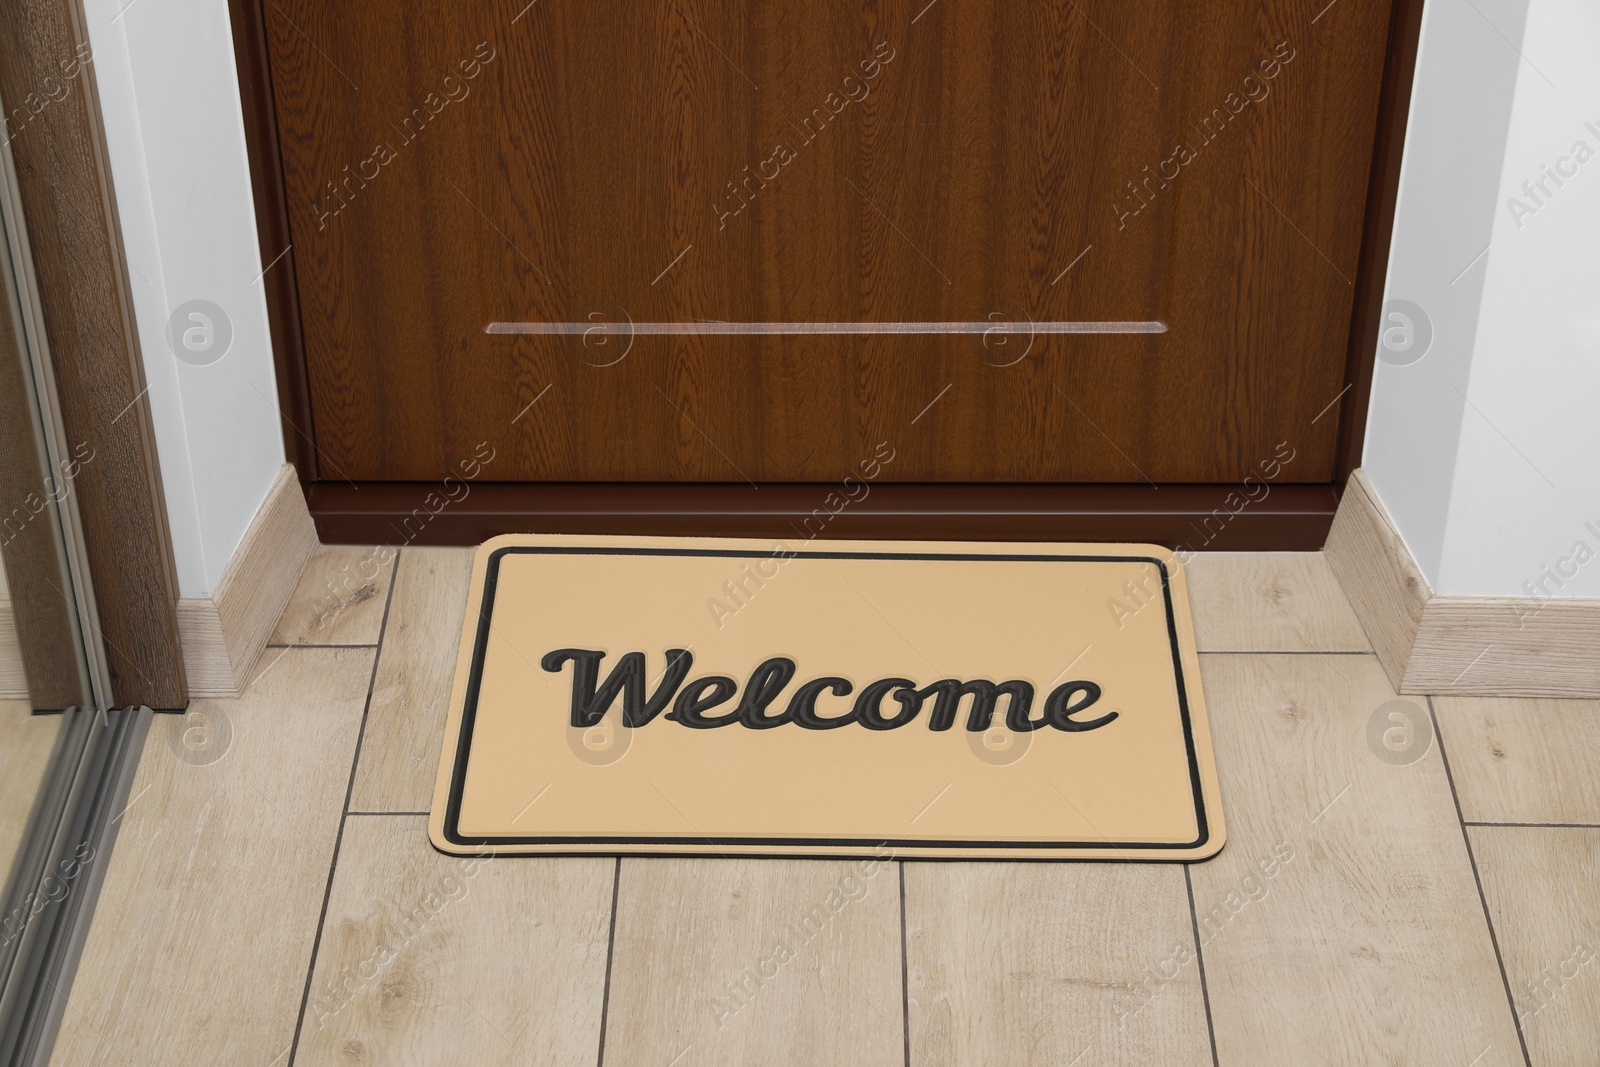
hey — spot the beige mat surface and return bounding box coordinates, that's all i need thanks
[430,534,1223,860]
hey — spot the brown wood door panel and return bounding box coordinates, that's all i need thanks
[264,0,1391,483]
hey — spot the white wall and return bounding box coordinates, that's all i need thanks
[1438,0,1600,599]
[1364,0,1600,599]
[85,0,285,598]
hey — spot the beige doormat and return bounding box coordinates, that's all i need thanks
[429,535,1223,860]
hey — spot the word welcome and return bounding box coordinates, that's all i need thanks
[541,649,1112,733]
[1505,120,1600,229]
[312,41,497,230]
[711,846,894,1027]
[1113,41,1296,231]
[707,440,896,629]
[714,41,897,229]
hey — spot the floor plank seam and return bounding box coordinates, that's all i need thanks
[266,643,381,650]
[1428,697,1534,1067]
[899,861,911,1067]
[1196,650,1375,656]
[57,555,1597,1062]
[595,857,622,1067]
[285,547,402,1066]
[1184,864,1222,1067]
[1463,821,1600,829]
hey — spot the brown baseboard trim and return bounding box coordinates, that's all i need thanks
[305,481,1338,550]
[1327,468,1600,697]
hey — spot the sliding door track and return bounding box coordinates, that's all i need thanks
[0,706,151,1067]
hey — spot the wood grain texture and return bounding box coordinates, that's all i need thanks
[49,647,374,1067]
[1407,597,1600,697]
[214,464,320,665]
[0,700,59,883]
[1434,696,1600,825]
[602,856,903,1066]
[37,552,1595,1062]
[268,544,395,646]
[1191,654,1523,1064]
[1469,826,1600,1065]
[349,548,472,812]
[1324,467,1430,685]
[904,863,1211,1065]
[176,463,319,698]
[1326,468,1600,697]
[296,816,613,1066]
[172,599,234,697]
[259,0,1392,484]
[0,0,186,706]
[1185,551,1370,652]
[0,284,83,709]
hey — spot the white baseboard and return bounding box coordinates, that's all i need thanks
[1327,468,1600,697]
[175,464,319,699]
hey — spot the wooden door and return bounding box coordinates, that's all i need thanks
[240,0,1413,543]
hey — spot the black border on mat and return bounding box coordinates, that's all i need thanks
[440,546,1211,855]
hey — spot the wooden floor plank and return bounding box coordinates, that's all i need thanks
[905,862,1211,1066]
[47,648,374,1067]
[41,551,1595,1063]
[350,548,473,813]
[1470,825,1600,1065]
[1190,654,1522,1065]
[295,816,614,1066]
[1185,552,1371,653]
[1434,696,1600,825]
[602,856,903,1066]
[0,700,60,878]
[269,545,395,646]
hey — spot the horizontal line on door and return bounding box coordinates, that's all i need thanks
[485,320,1167,336]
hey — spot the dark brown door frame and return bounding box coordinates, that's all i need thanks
[1336,0,1425,489]
[231,0,1424,552]
[0,266,83,710]
[0,0,188,708]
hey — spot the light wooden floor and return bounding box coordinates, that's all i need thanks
[48,549,1600,1066]
[0,700,61,879]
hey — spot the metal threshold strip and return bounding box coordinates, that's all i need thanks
[0,707,150,1066]
[486,320,1168,335]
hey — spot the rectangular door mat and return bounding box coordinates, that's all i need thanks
[430,534,1224,860]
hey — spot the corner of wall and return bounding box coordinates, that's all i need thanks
[1359,0,1533,591]
[88,0,289,599]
